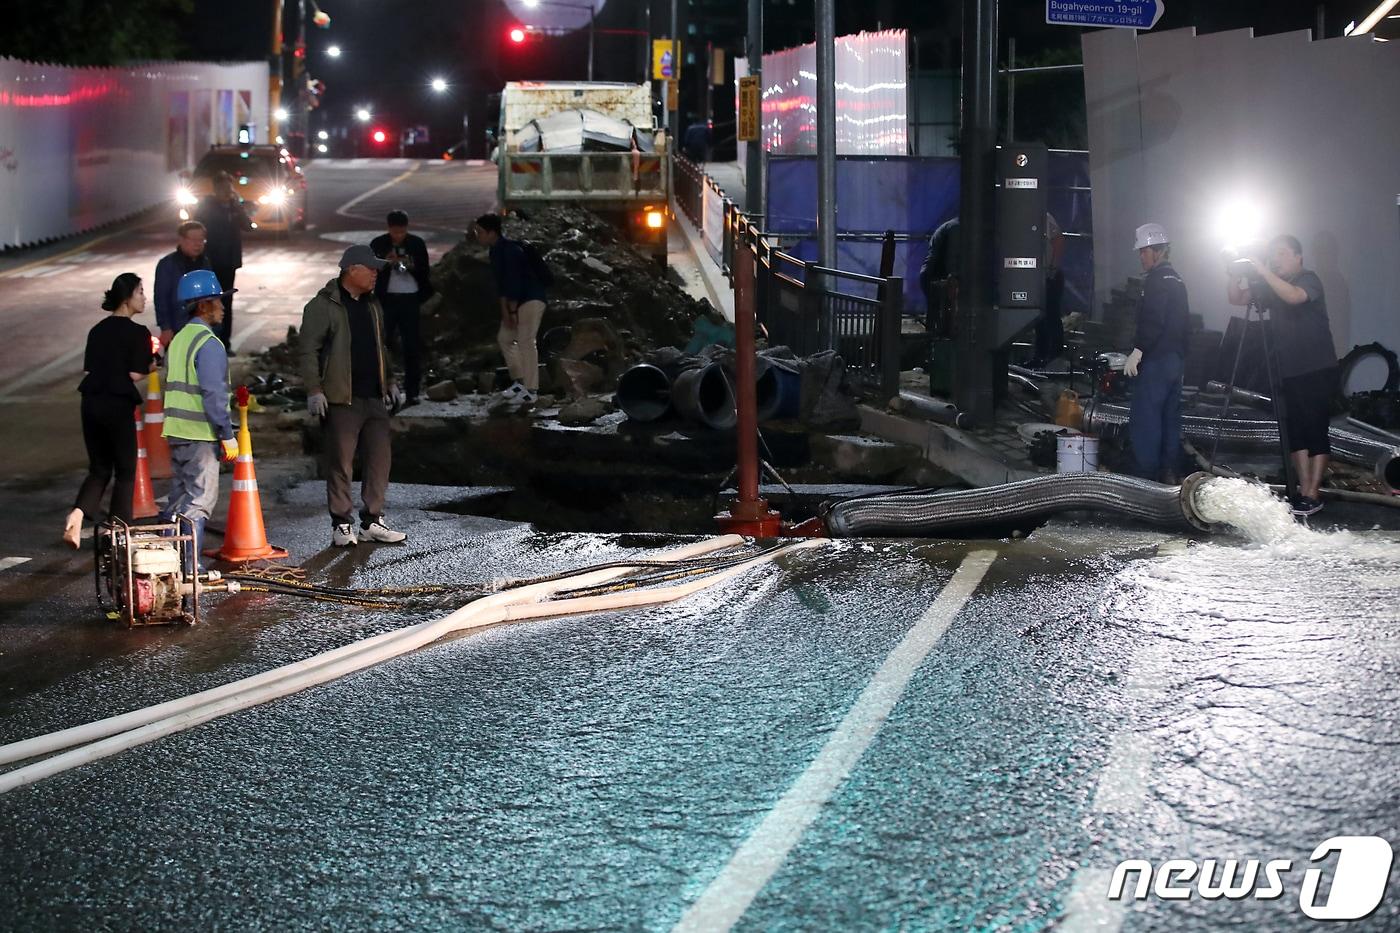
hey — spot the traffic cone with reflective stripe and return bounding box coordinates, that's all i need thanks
[143,370,173,479]
[132,406,159,519]
[215,385,288,562]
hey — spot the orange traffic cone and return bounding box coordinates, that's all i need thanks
[216,386,289,562]
[143,370,173,479]
[132,406,159,519]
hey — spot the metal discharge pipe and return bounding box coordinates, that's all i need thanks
[897,390,971,428]
[825,472,1218,536]
[1087,401,1400,491]
[1204,380,1274,410]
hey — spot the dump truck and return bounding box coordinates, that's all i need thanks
[496,82,669,264]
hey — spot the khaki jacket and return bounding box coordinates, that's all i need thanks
[299,278,390,404]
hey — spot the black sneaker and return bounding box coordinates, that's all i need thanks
[1291,495,1323,516]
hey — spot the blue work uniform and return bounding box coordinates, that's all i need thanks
[1128,261,1190,481]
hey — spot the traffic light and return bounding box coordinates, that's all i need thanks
[371,129,387,144]
[508,26,527,43]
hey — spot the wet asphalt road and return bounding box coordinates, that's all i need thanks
[1,494,1396,931]
[0,159,493,480]
[1,159,1396,930]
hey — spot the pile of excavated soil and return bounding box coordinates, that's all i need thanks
[424,204,712,355]
[249,205,715,401]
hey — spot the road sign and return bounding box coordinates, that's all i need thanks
[1046,0,1164,29]
[653,40,682,80]
[737,76,760,142]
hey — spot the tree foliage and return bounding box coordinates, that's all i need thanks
[0,0,193,66]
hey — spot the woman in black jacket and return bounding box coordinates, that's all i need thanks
[62,274,156,547]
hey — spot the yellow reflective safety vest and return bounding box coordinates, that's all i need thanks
[162,322,226,442]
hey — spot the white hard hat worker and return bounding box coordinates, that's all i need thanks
[1124,222,1175,379]
[1133,223,1169,250]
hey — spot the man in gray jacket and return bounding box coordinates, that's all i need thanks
[300,245,406,547]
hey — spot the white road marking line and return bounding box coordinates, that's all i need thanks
[0,557,31,572]
[1060,869,1124,933]
[1060,539,1183,932]
[231,319,268,353]
[336,163,420,219]
[672,550,998,933]
[1091,733,1153,813]
[0,345,86,400]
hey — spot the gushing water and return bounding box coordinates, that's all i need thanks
[1191,476,1400,560]
[1192,477,1302,544]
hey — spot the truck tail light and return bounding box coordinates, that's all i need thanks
[644,209,665,229]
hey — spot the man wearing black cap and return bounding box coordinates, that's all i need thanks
[299,244,407,547]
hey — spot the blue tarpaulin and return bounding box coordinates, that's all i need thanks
[766,153,1093,317]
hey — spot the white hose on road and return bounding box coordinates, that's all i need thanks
[0,535,743,772]
[0,537,820,794]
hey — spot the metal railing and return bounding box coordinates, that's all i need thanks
[673,153,732,267]
[732,210,903,401]
[672,159,905,402]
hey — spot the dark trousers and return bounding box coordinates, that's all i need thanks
[381,293,422,398]
[74,394,138,523]
[1128,350,1184,481]
[212,265,237,347]
[325,397,391,526]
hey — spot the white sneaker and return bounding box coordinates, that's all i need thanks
[332,522,358,547]
[501,382,525,399]
[517,388,538,404]
[361,518,407,543]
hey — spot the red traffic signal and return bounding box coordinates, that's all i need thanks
[509,26,527,43]
[371,129,387,144]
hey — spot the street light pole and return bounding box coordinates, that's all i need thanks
[745,0,763,214]
[589,4,595,80]
[815,0,837,277]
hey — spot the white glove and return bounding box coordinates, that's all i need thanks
[1124,348,1143,378]
[385,385,404,411]
[308,392,328,418]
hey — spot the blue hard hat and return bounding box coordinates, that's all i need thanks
[177,269,235,307]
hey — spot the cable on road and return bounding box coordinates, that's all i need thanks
[220,543,776,610]
[552,543,790,600]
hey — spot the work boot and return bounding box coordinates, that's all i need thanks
[332,522,358,547]
[360,517,407,543]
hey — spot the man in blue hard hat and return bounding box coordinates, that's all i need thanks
[1124,222,1189,483]
[162,269,239,566]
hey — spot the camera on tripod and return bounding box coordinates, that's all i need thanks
[1221,245,1264,282]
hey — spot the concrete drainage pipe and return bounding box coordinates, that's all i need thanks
[616,363,673,422]
[671,362,737,430]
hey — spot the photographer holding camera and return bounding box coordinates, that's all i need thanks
[1226,234,1337,516]
[1125,223,1190,483]
[372,210,434,408]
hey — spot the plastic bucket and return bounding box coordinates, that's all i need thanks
[1055,433,1099,473]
